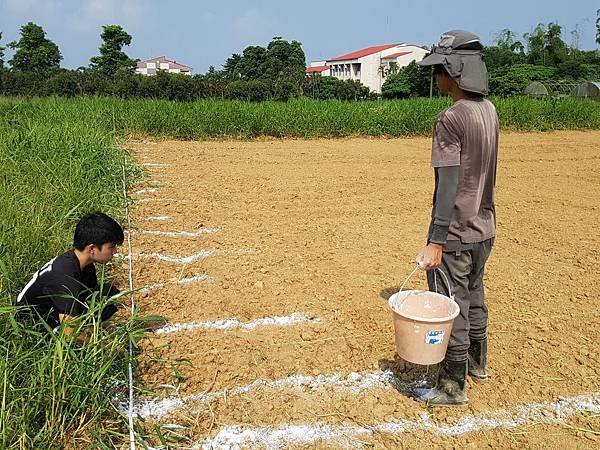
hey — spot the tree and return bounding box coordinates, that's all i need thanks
[524,23,567,66]
[381,71,411,99]
[8,22,62,72]
[0,31,5,70]
[223,53,242,79]
[0,32,5,69]
[262,38,306,83]
[596,9,600,46]
[488,64,555,96]
[222,38,306,84]
[495,29,525,53]
[236,45,267,80]
[89,25,136,77]
[544,23,568,66]
[403,60,436,97]
[484,29,526,71]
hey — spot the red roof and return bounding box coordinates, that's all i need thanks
[330,43,401,61]
[306,65,330,73]
[382,51,413,59]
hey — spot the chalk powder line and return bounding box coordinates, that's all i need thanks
[130,248,259,264]
[193,392,600,449]
[131,370,425,420]
[153,312,320,335]
[130,369,600,447]
[139,274,211,294]
[136,227,221,238]
[141,162,171,168]
[147,216,170,221]
[134,188,158,194]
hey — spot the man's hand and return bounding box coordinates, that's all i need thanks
[416,243,443,270]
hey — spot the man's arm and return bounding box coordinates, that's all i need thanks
[417,166,460,270]
[429,165,460,245]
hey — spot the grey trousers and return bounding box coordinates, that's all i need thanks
[427,238,494,362]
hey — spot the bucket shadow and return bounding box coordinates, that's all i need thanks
[380,281,424,302]
[379,355,438,396]
[380,286,399,301]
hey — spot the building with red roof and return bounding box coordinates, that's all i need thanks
[136,56,192,76]
[306,43,427,94]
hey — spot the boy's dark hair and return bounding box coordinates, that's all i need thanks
[73,212,124,250]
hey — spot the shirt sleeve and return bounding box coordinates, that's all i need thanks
[431,114,461,168]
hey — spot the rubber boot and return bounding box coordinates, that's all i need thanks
[468,338,488,380]
[412,359,468,407]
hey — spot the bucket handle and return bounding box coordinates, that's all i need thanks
[398,265,454,300]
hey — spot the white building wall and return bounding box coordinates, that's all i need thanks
[358,53,384,93]
[321,44,428,94]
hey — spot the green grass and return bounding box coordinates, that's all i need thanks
[1,95,599,448]
[0,99,138,449]
[2,97,600,144]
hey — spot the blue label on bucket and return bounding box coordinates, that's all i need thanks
[425,330,444,345]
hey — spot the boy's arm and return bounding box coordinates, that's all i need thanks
[59,313,89,343]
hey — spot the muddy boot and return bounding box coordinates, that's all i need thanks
[412,359,468,407]
[468,338,488,381]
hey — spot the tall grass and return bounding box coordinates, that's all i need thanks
[1,95,599,448]
[0,100,139,449]
[2,97,599,144]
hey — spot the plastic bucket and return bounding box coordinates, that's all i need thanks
[388,268,460,365]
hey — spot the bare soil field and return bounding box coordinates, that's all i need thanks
[127,131,600,449]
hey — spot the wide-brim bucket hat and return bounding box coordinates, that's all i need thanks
[419,30,489,95]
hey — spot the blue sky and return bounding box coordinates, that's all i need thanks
[1,0,598,73]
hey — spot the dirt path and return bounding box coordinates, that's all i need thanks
[127,131,600,449]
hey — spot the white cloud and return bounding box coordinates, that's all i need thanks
[65,0,145,33]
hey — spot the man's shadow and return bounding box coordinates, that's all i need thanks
[378,355,438,395]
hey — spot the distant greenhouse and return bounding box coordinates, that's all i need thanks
[572,81,600,100]
[523,81,549,98]
[523,80,581,98]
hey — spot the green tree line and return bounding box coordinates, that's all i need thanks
[382,20,600,99]
[1,16,599,101]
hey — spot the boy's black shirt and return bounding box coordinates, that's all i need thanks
[17,250,115,329]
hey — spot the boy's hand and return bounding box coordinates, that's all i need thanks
[416,243,443,270]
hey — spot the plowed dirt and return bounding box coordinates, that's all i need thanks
[127,131,600,449]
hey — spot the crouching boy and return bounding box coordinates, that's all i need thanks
[17,212,124,336]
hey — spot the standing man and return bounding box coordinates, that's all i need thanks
[413,30,499,406]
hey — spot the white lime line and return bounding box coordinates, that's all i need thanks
[142,163,170,168]
[135,248,257,264]
[135,188,158,194]
[115,248,257,265]
[131,369,415,420]
[195,392,600,449]
[153,312,320,335]
[148,216,170,221]
[137,198,177,203]
[137,228,221,238]
[137,249,214,264]
[139,274,211,294]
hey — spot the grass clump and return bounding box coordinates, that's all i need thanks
[0,100,139,449]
